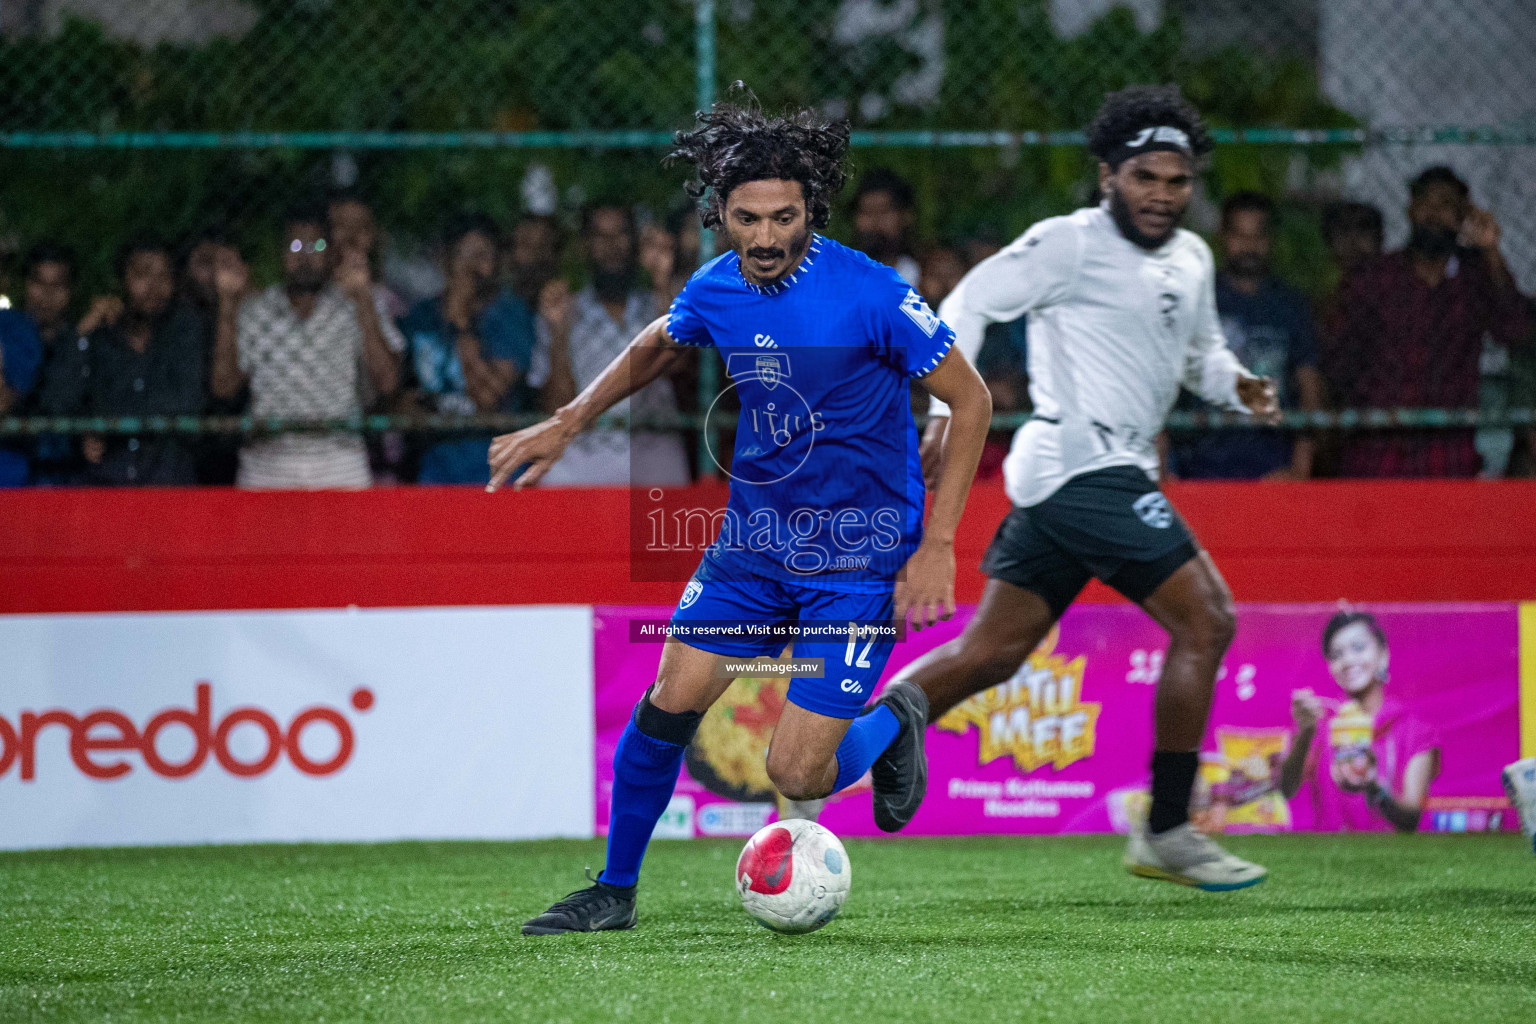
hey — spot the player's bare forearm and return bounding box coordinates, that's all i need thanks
[917,349,992,544]
[552,317,683,438]
[488,316,685,491]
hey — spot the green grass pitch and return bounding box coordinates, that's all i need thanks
[2,834,1533,1023]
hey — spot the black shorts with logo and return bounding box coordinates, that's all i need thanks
[980,465,1199,617]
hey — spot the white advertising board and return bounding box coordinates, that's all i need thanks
[0,606,594,849]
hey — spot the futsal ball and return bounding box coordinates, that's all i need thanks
[735,818,851,933]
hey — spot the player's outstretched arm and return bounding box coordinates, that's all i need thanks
[897,348,991,631]
[921,220,1079,485]
[487,316,688,491]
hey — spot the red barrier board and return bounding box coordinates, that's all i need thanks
[0,482,1533,613]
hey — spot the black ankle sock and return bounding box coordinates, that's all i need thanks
[1148,750,1199,835]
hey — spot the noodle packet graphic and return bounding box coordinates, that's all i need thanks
[1329,699,1375,774]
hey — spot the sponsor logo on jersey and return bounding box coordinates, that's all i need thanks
[680,580,704,609]
[899,288,941,337]
[753,332,778,348]
[1133,492,1174,529]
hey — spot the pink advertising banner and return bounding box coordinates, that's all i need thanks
[594,603,1521,839]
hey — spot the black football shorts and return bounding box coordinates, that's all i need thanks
[980,465,1199,617]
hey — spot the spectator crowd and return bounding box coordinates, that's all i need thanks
[0,165,1531,488]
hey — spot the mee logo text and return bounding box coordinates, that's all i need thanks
[0,683,374,782]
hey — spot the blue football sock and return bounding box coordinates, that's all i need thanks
[832,703,900,793]
[598,717,686,888]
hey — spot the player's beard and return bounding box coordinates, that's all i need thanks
[739,226,811,287]
[1108,186,1183,251]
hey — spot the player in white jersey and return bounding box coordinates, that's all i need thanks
[900,86,1279,891]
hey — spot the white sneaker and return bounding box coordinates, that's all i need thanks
[1501,757,1536,854]
[1125,823,1268,892]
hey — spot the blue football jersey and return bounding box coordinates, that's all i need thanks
[665,235,955,585]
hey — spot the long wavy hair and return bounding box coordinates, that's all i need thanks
[668,86,852,230]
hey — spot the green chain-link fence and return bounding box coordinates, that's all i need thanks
[1,0,1534,473]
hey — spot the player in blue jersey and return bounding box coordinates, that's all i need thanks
[490,96,993,934]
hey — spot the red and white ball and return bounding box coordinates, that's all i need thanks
[735,818,851,933]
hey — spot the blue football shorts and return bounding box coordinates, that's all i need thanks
[668,567,896,719]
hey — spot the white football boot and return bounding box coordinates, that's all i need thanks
[1501,757,1536,854]
[1125,822,1268,892]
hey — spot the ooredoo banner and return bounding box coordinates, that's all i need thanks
[0,606,594,849]
[594,603,1523,838]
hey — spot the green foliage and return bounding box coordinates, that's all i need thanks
[0,1,1352,296]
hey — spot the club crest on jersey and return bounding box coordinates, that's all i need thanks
[728,351,792,391]
[757,355,782,389]
[900,288,941,337]
[1133,492,1173,529]
[680,580,703,609]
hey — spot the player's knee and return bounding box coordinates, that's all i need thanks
[1187,594,1236,652]
[766,758,830,802]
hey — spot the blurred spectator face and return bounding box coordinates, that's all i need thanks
[449,228,500,301]
[1407,182,1466,259]
[510,217,560,288]
[183,239,222,306]
[282,221,332,292]
[1221,208,1272,279]
[123,249,175,320]
[329,199,378,258]
[919,247,965,307]
[24,259,72,329]
[1327,225,1381,274]
[1321,202,1383,275]
[585,207,637,301]
[586,208,634,276]
[853,188,913,262]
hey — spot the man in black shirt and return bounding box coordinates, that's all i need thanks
[39,235,206,485]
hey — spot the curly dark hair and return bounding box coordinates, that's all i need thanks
[1086,84,1214,166]
[668,88,851,230]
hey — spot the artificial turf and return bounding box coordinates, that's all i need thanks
[1,834,1532,1023]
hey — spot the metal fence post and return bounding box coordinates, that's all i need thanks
[694,0,719,478]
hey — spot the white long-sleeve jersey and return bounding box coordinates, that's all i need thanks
[934,204,1251,507]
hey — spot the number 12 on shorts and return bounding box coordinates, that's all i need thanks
[845,622,874,668]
